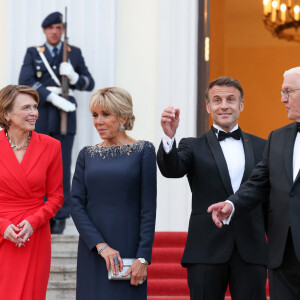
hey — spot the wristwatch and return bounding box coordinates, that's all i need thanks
[137,258,149,265]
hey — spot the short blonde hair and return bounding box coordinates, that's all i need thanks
[0,85,39,129]
[89,87,135,130]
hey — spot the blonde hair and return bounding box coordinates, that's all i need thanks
[0,85,39,129]
[89,87,135,130]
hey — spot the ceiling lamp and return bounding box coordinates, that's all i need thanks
[263,0,300,42]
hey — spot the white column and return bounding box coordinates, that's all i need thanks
[0,1,8,87]
[116,0,158,143]
[117,0,198,231]
[155,0,198,231]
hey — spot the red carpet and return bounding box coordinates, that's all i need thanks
[147,232,189,299]
[147,232,270,299]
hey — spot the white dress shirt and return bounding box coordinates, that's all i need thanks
[293,132,300,181]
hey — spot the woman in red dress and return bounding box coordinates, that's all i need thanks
[0,85,64,300]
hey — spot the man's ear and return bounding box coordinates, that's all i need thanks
[206,102,211,114]
[239,100,244,112]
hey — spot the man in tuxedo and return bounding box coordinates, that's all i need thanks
[157,76,268,299]
[208,67,300,299]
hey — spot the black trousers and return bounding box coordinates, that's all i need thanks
[186,247,267,300]
[269,229,300,300]
[50,133,74,219]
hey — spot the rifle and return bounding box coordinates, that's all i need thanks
[60,7,68,135]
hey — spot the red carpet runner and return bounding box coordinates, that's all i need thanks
[147,232,269,300]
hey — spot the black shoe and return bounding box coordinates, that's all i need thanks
[50,218,66,234]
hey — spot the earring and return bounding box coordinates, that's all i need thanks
[6,118,10,122]
[119,124,125,131]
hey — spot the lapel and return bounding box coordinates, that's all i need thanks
[0,130,32,197]
[43,44,54,64]
[206,127,234,195]
[21,131,45,175]
[240,131,254,184]
[284,123,297,185]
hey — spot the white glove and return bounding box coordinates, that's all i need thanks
[47,92,76,112]
[59,62,79,85]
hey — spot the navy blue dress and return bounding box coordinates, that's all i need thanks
[70,141,157,300]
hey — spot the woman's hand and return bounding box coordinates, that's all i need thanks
[123,259,147,286]
[3,224,22,246]
[96,243,123,275]
[16,220,33,243]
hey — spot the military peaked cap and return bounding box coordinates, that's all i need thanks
[41,12,63,28]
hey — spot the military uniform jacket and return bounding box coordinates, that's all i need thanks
[19,44,95,135]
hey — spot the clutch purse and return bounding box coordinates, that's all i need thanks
[108,258,135,280]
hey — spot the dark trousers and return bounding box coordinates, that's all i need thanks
[50,133,74,219]
[269,229,300,300]
[186,247,267,300]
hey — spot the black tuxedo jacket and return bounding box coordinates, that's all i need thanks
[229,122,300,269]
[157,127,267,266]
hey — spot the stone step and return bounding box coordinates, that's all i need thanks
[49,265,77,282]
[47,235,78,299]
[51,234,79,244]
[46,288,76,300]
[51,236,78,253]
[51,249,78,266]
[51,257,77,265]
[47,280,76,290]
[51,250,78,258]
[51,242,78,252]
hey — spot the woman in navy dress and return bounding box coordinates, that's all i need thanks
[70,87,157,299]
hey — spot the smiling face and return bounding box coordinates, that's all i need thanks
[92,104,125,140]
[5,94,38,133]
[281,73,300,122]
[206,85,244,132]
[43,23,64,46]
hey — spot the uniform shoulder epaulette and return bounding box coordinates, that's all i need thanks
[69,44,80,50]
[36,46,45,53]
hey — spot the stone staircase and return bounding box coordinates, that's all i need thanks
[47,218,79,300]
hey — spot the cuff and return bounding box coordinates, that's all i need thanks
[162,133,175,154]
[222,200,235,225]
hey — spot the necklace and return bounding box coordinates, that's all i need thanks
[5,130,32,151]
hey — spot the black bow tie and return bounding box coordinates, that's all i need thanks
[297,122,300,132]
[217,128,241,141]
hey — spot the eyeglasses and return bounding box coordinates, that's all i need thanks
[280,88,300,99]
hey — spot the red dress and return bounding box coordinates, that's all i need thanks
[0,130,64,300]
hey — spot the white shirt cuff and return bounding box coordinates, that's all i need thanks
[162,133,175,154]
[222,200,235,225]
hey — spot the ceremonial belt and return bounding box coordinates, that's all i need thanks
[46,86,74,97]
[37,47,61,87]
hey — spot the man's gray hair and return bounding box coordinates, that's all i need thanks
[283,67,300,77]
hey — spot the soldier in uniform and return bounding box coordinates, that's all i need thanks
[19,11,95,234]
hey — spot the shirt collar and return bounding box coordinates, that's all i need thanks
[45,41,63,57]
[213,124,239,134]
